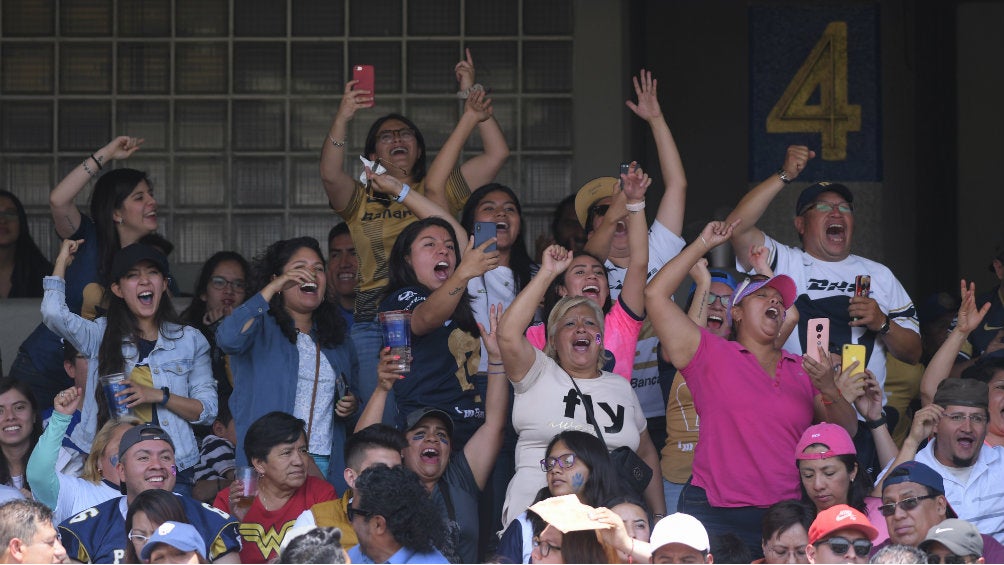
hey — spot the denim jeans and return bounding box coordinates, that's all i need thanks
[664,478,687,514]
[351,320,397,424]
[678,481,766,560]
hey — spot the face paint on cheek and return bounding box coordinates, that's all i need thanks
[595,333,602,345]
[571,473,585,492]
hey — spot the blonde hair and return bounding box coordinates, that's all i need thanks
[544,296,609,372]
[82,415,142,483]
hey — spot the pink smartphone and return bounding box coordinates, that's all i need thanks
[352,65,375,107]
[806,318,830,363]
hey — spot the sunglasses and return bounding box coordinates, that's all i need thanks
[210,276,246,292]
[590,204,610,217]
[347,506,374,521]
[927,554,977,564]
[816,536,872,557]
[878,494,937,517]
[799,201,854,215]
[706,293,732,307]
[540,453,577,472]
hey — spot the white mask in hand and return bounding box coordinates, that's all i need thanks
[359,156,387,184]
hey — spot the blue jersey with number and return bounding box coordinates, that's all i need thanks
[59,493,241,564]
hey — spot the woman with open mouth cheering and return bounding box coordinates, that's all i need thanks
[216,237,360,493]
[644,220,859,559]
[41,240,217,497]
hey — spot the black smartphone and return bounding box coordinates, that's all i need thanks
[474,221,497,252]
[619,162,630,187]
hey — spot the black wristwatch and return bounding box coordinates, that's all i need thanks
[878,316,891,335]
[864,411,887,430]
[777,168,793,184]
[160,386,170,406]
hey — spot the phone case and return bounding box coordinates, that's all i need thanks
[352,65,375,107]
[806,318,830,363]
[842,344,867,376]
[474,221,497,252]
[855,275,871,297]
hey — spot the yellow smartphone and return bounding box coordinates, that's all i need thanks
[841,344,867,376]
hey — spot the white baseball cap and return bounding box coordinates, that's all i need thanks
[650,513,710,553]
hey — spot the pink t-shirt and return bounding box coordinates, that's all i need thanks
[681,328,817,508]
[525,298,643,381]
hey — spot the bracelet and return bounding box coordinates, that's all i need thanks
[160,386,170,407]
[456,83,485,99]
[487,371,506,375]
[628,537,634,564]
[328,135,346,148]
[699,235,709,249]
[488,361,504,366]
[90,154,104,170]
[396,183,411,203]
[81,159,98,177]
[625,201,646,213]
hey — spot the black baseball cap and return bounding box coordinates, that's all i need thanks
[795,182,854,215]
[110,243,169,282]
[118,423,175,460]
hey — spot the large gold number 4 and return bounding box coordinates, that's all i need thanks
[766,21,861,160]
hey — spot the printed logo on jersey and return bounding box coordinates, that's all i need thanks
[239,521,295,560]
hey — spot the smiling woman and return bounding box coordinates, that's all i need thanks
[216,237,360,493]
[0,378,42,496]
[41,242,217,498]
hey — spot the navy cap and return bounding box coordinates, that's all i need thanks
[403,407,454,438]
[795,182,854,216]
[883,461,958,518]
[110,243,169,282]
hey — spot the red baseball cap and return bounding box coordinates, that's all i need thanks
[795,422,857,460]
[808,504,878,545]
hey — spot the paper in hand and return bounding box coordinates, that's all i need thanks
[359,155,387,184]
[528,494,612,533]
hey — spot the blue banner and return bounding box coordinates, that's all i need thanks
[749,4,880,181]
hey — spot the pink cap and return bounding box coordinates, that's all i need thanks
[795,422,856,460]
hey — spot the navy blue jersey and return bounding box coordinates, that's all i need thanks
[59,493,241,564]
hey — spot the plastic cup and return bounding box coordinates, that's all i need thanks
[99,373,132,419]
[379,310,413,373]
[234,466,258,511]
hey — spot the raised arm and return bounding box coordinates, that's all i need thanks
[424,86,497,209]
[366,168,468,244]
[498,245,572,383]
[687,259,712,326]
[465,304,509,490]
[873,403,943,496]
[645,221,738,368]
[27,387,82,510]
[320,80,372,212]
[41,240,104,355]
[452,49,509,192]
[626,69,686,235]
[726,145,815,271]
[50,137,144,239]
[618,165,651,316]
[409,237,498,336]
[355,348,402,432]
[921,280,990,406]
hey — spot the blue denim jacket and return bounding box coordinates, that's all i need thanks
[41,277,217,470]
[216,293,360,491]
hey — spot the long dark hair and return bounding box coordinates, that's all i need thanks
[124,489,187,564]
[89,168,152,285]
[249,237,346,348]
[0,190,52,298]
[0,378,43,490]
[459,183,535,293]
[798,453,870,514]
[181,251,250,330]
[545,430,628,507]
[364,114,427,182]
[96,256,180,429]
[384,218,478,336]
[542,251,612,323]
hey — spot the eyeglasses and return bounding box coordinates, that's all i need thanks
[127,530,149,544]
[706,293,732,307]
[800,201,854,215]
[927,553,978,564]
[347,506,374,521]
[945,412,988,425]
[532,537,561,557]
[210,276,246,292]
[377,128,416,144]
[815,537,872,557]
[0,211,18,221]
[590,204,610,218]
[878,494,937,516]
[767,545,807,560]
[540,453,577,472]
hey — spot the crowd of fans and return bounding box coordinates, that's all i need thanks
[0,51,1001,565]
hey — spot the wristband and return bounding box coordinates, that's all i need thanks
[396,183,411,203]
[625,201,646,213]
[864,412,887,430]
[160,386,170,407]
